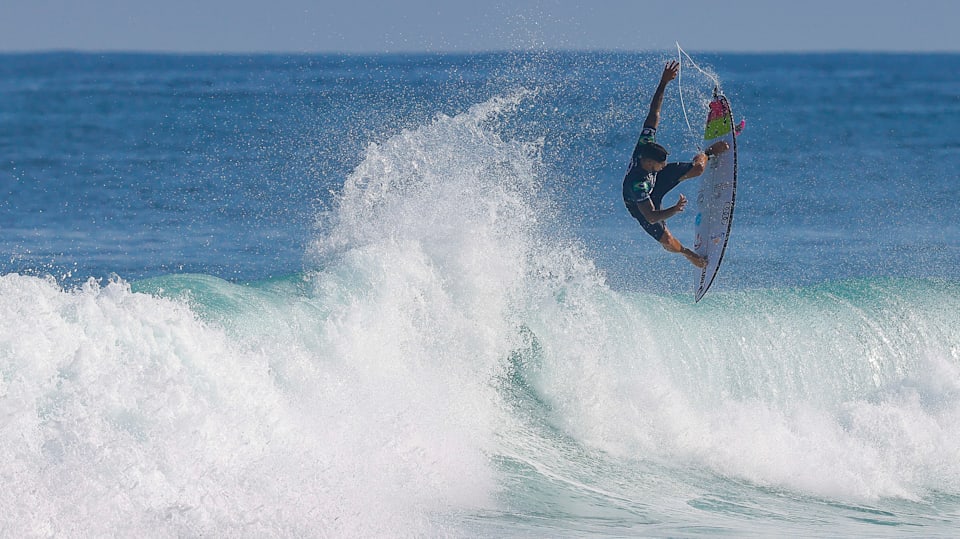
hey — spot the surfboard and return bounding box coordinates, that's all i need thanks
[694,89,738,302]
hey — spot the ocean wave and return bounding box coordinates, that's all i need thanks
[2,91,959,535]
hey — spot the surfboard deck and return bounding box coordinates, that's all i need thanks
[694,91,738,303]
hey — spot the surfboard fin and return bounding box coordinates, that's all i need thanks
[734,119,745,136]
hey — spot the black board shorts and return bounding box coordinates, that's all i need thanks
[624,162,693,241]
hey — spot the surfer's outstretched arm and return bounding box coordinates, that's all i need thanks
[643,61,679,130]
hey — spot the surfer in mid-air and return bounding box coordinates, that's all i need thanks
[623,60,729,268]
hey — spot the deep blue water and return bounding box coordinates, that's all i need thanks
[1,52,959,536]
[4,52,958,289]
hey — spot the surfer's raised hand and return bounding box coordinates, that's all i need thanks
[646,61,681,129]
[660,61,680,85]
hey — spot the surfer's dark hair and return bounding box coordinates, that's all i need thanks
[638,142,668,162]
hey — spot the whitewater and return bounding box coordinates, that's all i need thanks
[2,84,959,537]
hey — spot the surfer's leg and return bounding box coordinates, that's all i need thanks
[659,229,707,268]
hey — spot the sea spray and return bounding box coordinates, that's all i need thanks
[0,92,562,535]
[304,88,960,509]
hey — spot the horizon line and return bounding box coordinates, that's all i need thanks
[3,47,960,56]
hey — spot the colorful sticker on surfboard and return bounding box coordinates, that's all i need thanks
[694,89,738,303]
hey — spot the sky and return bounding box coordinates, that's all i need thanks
[2,0,960,54]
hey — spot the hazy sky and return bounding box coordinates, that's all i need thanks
[3,0,959,54]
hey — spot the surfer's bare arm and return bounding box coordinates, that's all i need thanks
[643,61,680,129]
[636,194,687,224]
[679,141,730,180]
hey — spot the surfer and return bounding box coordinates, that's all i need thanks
[623,60,729,269]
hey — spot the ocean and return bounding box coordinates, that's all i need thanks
[1,51,959,537]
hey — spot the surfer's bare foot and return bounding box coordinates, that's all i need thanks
[685,252,707,268]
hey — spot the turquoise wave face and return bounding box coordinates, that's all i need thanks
[5,254,960,536]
